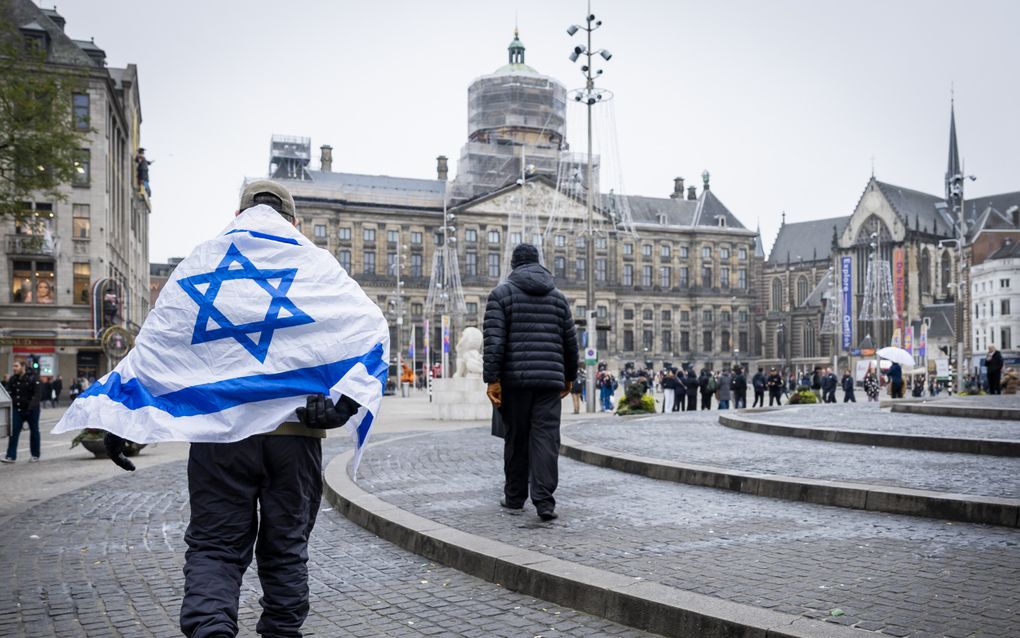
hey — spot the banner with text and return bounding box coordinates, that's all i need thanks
[841,256,853,350]
[893,247,905,334]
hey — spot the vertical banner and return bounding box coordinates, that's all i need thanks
[408,331,415,360]
[423,319,430,363]
[919,323,928,359]
[904,325,913,356]
[892,247,905,334]
[841,256,853,351]
[441,314,451,354]
[891,328,902,348]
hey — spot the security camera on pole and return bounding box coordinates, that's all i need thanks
[568,3,613,413]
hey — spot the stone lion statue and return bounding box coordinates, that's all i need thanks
[455,326,484,378]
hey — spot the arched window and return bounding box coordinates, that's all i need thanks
[919,250,931,295]
[771,278,783,311]
[796,276,809,306]
[940,251,953,297]
[803,323,815,358]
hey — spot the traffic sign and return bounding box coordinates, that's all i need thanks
[584,347,597,365]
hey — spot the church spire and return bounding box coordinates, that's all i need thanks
[945,93,961,202]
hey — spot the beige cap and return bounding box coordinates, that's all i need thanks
[239,179,295,220]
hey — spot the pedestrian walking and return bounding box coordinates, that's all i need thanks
[822,367,838,403]
[661,368,676,413]
[888,362,904,398]
[52,375,63,406]
[69,179,389,638]
[673,369,685,412]
[717,369,732,410]
[987,344,1004,394]
[685,368,699,411]
[767,367,783,406]
[841,368,856,402]
[699,369,714,410]
[484,243,578,522]
[571,366,585,414]
[2,360,42,463]
[864,368,880,401]
[751,367,766,408]
[732,366,747,409]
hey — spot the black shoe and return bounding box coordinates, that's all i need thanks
[538,510,558,521]
[500,498,523,510]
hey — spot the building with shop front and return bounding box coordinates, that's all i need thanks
[248,33,759,374]
[1,2,150,380]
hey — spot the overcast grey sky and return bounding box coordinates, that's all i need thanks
[43,0,1020,262]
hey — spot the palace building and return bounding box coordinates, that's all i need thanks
[248,32,760,374]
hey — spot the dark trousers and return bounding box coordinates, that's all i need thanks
[700,392,711,410]
[769,390,782,406]
[5,407,40,460]
[180,435,323,638]
[687,393,697,411]
[674,390,683,411]
[989,372,1002,394]
[844,390,856,402]
[752,390,764,407]
[501,388,561,514]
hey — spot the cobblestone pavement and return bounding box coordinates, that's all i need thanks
[744,403,1020,439]
[0,435,658,638]
[358,427,1020,638]
[566,410,1020,499]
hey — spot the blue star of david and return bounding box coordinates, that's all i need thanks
[178,243,314,363]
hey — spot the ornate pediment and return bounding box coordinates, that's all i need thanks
[459,181,588,222]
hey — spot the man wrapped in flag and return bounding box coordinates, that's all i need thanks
[54,180,389,638]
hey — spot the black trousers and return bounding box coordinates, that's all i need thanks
[769,390,782,406]
[752,390,764,407]
[989,371,1002,394]
[687,393,697,411]
[501,388,561,514]
[844,390,856,402]
[700,392,711,410]
[180,435,323,638]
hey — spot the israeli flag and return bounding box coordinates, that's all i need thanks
[54,206,389,474]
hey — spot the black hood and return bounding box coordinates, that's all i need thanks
[507,262,555,295]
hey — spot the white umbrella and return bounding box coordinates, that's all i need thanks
[877,346,914,367]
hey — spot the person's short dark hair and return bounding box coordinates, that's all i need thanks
[510,243,540,268]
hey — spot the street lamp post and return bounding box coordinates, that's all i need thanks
[568,4,613,413]
[941,169,976,392]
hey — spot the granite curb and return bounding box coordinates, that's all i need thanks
[559,427,1020,527]
[323,443,869,638]
[891,402,1020,421]
[717,412,1020,456]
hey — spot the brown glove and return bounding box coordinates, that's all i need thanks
[486,381,502,407]
[560,382,570,399]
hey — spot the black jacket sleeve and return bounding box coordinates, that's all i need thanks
[482,286,508,384]
[560,292,579,387]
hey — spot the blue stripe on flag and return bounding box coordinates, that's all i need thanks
[225,229,301,245]
[79,343,387,417]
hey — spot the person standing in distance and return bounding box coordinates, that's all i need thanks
[2,359,42,463]
[484,243,577,522]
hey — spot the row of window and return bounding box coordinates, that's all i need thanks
[974,279,1013,293]
[9,259,91,305]
[619,308,750,323]
[619,329,749,354]
[975,299,1012,318]
[975,327,1013,351]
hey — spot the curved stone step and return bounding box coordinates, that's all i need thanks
[718,412,1020,456]
[323,444,868,638]
[559,428,1020,527]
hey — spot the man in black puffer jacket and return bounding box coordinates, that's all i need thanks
[484,243,578,522]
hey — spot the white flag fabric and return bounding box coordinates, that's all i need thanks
[54,205,390,474]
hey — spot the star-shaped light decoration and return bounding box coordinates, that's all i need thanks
[178,244,314,363]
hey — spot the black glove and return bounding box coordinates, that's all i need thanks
[103,431,136,472]
[295,394,360,429]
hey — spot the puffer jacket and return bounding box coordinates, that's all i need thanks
[483,262,578,391]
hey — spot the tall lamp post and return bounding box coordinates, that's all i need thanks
[568,4,613,413]
[938,169,976,392]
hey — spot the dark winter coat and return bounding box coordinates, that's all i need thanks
[987,350,1004,375]
[752,372,766,391]
[5,371,41,411]
[685,373,699,397]
[483,262,578,391]
[841,374,855,392]
[732,373,747,396]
